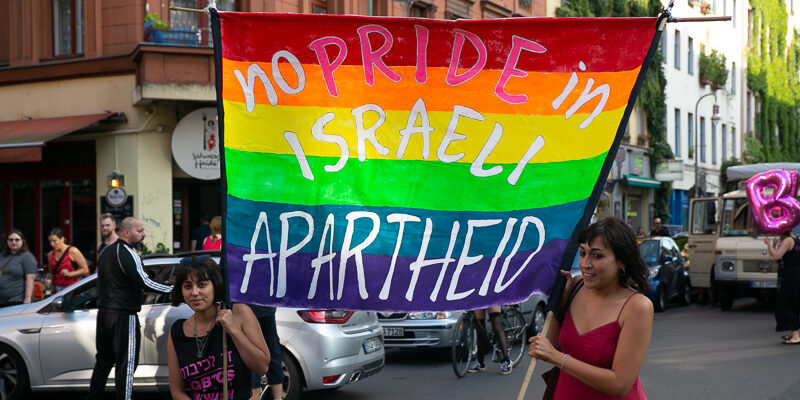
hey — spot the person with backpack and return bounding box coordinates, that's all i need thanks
[46,227,89,292]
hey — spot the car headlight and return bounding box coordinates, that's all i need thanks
[648,265,661,278]
[407,312,451,320]
[722,261,735,272]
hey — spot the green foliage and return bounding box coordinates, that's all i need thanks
[719,157,743,192]
[558,0,671,218]
[698,50,728,90]
[747,0,800,163]
[145,12,170,30]
[140,242,170,255]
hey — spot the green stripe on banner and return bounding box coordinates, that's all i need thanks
[225,148,606,212]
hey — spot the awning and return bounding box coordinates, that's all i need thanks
[0,112,117,163]
[624,174,661,188]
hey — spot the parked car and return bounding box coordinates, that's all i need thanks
[377,293,547,349]
[0,253,384,400]
[639,236,691,311]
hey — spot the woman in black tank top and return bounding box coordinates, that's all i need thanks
[765,231,800,344]
[167,257,270,400]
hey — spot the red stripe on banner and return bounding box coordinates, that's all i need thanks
[219,13,656,73]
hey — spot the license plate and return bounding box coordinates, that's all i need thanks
[363,336,382,354]
[383,327,404,337]
[751,281,778,288]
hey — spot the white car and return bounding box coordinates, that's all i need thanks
[0,253,384,400]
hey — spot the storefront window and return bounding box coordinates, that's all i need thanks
[12,181,35,261]
[72,179,96,265]
[625,194,642,232]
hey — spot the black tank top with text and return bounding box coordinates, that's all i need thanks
[170,319,252,400]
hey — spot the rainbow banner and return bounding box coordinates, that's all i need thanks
[211,11,659,311]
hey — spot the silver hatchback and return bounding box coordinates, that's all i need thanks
[0,254,384,400]
[378,293,548,349]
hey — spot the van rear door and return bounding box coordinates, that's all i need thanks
[688,198,719,288]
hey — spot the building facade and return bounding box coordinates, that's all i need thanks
[0,0,554,266]
[660,0,746,229]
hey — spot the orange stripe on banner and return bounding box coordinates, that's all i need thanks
[220,59,640,116]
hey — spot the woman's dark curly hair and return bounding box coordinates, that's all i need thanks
[171,257,224,307]
[578,217,650,295]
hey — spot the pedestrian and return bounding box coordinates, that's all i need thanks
[167,256,269,400]
[467,305,513,375]
[86,217,173,400]
[764,230,800,344]
[202,216,222,250]
[249,304,285,400]
[191,215,211,251]
[0,229,38,307]
[98,213,119,259]
[636,226,645,237]
[528,217,653,399]
[47,228,89,292]
[649,217,670,237]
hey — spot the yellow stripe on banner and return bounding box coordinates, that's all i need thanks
[222,100,625,164]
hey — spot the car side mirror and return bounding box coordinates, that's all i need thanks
[661,254,674,263]
[52,297,64,312]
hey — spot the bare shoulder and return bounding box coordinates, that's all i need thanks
[232,303,256,320]
[624,293,654,319]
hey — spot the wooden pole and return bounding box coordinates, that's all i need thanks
[517,311,554,400]
[670,16,731,22]
[169,6,206,13]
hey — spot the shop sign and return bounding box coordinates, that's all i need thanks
[655,159,684,181]
[172,107,220,180]
[106,187,128,207]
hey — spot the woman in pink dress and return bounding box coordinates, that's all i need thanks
[529,218,653,399]
[202,216,222,250]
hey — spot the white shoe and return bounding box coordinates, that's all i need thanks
[467,360,485,372]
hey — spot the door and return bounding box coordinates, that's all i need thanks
[688,198,719,288]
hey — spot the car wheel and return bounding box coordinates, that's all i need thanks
[532,304,545,336]
[280,352,303,400]
[680,278,691,306]
[0,344,29,400]
[654,285,667,312]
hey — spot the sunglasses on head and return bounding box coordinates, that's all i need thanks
[179,254,210,265]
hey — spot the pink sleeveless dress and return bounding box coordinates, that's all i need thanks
[553,291,647,399]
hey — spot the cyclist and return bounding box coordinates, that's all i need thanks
[468,305,512,374]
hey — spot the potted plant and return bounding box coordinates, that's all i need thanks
[700,1,711,15]
[144,12,198,45]
[698,49,728,90]
[688,0,700,7]
[637,134,648,146]
[688,146,695,159]
[623,133,631,143]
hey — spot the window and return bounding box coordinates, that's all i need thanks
[733,0,736,26]
[674,30,681,69]
[411,3,433,18]
[700,116,706,162]
[313,0,328,14]
[731,62,736,93]
[674,108,681,156]
[142,264,178,305]
[722,124,727,161]
[170,0,197,29]
[660,33,667,62]
[688,112,694,152]
[688,37,694,75]
[53,0,84,56]
[731,127,736,159]
[712,122,717,164]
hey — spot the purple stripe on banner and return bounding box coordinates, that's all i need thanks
[227,239,565,312]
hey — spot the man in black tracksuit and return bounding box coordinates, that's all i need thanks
[86,217,173,400]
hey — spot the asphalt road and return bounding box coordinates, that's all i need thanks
[42,297,800,399]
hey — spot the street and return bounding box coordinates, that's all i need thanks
[45,297,800,399]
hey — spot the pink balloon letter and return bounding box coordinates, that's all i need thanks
[746,169,800,235]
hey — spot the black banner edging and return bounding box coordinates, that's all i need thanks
[543,14,668,314]
[209,8,231,308]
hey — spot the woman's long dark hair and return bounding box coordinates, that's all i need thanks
[3,229,31,257]
[171,257,224,306]
[578,217,650,295]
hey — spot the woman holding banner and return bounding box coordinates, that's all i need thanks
[764,230,800,344]
[166,256,270,400]
[528,218,653,399]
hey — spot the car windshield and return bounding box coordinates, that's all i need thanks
[639,240,660,265]
[721,198,757,237]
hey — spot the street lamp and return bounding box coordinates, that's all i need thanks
[694,92,720,197]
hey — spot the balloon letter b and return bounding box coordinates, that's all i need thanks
[746,169,800,235]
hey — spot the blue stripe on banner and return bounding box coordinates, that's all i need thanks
[226,195,587,259]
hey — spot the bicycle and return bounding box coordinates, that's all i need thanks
[450,304,527,378]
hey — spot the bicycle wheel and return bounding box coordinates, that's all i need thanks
[451,313,476,378]
[502,308,527,367]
